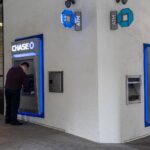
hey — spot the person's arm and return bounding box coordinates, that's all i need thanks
[22,73,30,93]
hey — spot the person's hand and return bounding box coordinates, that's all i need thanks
[30,91,35,95]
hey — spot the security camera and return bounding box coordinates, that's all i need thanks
[121,0,128,4]
[116,0,120,3]
[116,0,128,4]
[65,0,71,8]
[65,0,75,8]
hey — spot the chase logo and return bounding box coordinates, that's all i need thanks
[12,41,35,52]
[61,9,82,31]
[117,8,134,27]
[61,9,76,29]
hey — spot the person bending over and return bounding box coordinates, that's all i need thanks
[5,62,30,125]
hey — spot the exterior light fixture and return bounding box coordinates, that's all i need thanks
[0,23,3,27]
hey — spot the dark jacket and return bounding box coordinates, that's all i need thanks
[5,66,29,91]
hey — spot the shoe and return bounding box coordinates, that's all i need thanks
[11,121,23,125]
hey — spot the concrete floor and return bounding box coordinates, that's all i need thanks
[0,116,150,150]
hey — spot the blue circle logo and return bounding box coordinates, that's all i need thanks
[61,9,76,29]
[117,8,134,27]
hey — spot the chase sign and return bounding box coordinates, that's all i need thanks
[12,41,35,52]
[11,38,40,54]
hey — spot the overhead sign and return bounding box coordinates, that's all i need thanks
[117,8,134,27]
[11,38,40,53]
[12,41,35,52]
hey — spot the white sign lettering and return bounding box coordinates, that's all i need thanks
[75,11,82,31]
[110,11,118,30]
[76,16,81,26]
[12,41,35,52]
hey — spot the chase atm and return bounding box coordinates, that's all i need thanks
[11,34,44,118]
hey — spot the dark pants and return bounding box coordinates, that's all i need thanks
[5,89,20,123]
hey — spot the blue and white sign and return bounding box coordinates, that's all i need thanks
[61,9,76,29]
[61,9,82,31]
[12,41,35,52]
[117,8,134,27]
[11,38,39,53]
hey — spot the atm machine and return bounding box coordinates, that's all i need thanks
[11,34,44,118]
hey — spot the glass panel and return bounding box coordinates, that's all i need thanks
[14,59,38,114]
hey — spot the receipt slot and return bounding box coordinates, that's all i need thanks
[11,34,44,118]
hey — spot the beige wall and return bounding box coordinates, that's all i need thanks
[5,0,150,144]
[4,0,99,142]
[97,0,150,143]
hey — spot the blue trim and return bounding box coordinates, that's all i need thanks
[144,44,150,127]
[39,36,44,116]
[15,34,44,118]
[13,52,36,58]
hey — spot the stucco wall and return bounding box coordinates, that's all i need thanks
[4,0,99,142]
[97,0,150,143]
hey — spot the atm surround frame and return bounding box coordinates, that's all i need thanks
[13,34,44,118]
[144,43,150,127]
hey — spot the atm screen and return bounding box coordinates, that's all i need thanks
[14,59,38,113]
[14,59,35,96]
[22,74,35,96]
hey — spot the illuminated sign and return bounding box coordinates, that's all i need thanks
[11,38,40,53]
[13,52,36,58]
[12,41,35,52]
